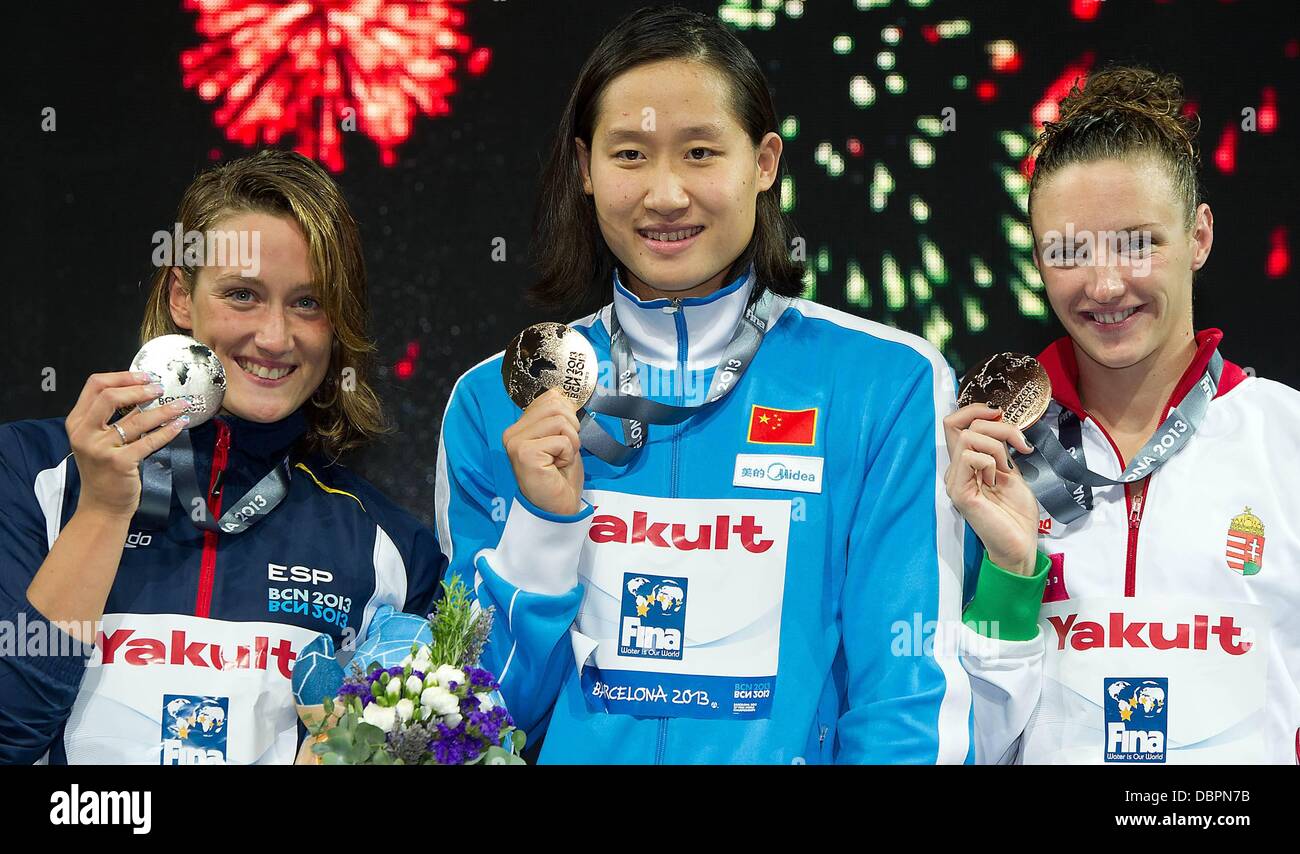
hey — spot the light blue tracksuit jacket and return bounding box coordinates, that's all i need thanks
[435,268,974,763]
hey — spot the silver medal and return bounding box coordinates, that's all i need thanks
[130,334,227,428]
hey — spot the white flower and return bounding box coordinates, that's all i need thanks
[399,654,413,668]
[405,675,424,696]
[362,702,398,733]
[421,686,460,716]
[434,665,466,687]
[475,692,495,712]
[385,677,401,699]
[412,654,433,673]
[424,673,440,690]
[395,698,415,722]
[443,712,463,729]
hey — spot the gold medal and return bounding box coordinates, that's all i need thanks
[502,322,598,410]
[958,353,1052,430]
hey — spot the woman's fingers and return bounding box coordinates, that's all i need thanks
[527,435,577,469]
[71,371,155,417]
[960,448,999,489]
[112,400,192,445]
[967,417,1034,456]
[81,383,166,435]
[126,413,190,462]
[943,402,1002,434]
[505,389,581,445]
[943,404,1002,455]
[68,373,156,433]
[956,429,1014,474]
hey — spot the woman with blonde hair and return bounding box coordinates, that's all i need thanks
[0,149,441,764]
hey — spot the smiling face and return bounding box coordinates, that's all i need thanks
[1031,157,1213,373]
[576,59,782,300]
[168,210,333,423]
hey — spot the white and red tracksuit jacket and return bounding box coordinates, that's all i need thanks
[961,329,1300,764]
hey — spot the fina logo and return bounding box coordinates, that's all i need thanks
[160,694,228,765]
[1103,677,1168,763]
[618,573,687,660]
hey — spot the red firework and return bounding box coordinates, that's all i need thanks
[181,0,490,171]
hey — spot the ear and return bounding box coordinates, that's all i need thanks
[755,131,783,193]
[1189,203,1214,272]
[575,138,594,195]
[167,268,194,331]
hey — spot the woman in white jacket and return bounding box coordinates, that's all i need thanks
[951,66,1300,764]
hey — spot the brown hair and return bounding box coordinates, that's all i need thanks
[140,149,386,459]
[1029,65,1202,228]
[529,5,804,314]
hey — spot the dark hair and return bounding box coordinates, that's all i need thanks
[529,5,804,313]
[1029,65,1201,228]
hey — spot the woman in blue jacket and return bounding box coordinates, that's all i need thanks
[0,150,440,764]
[436,6,975,764]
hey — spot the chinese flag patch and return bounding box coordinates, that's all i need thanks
[746,405,817,445]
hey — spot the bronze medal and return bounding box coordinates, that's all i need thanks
[957,352,1052,430]
[502,322,598,410]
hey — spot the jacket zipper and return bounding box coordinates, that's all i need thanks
[195,420,231,618]
[657,299,687,766]
[1123,478,1149,598]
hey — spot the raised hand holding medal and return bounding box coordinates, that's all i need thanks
[499,323,596,516]
[944,353,1047,576]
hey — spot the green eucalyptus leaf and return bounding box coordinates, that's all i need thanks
[355,722,386,748]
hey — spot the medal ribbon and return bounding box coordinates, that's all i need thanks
[132,427,292,534]
[1016,349,1222,523]
[578,282,790,465]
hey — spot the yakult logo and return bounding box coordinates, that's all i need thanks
[1047,612,1253,655]
[95,627,298,679]
[588,509,774,553]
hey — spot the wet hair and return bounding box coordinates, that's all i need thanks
[140,149,386,458]
[1029,65,1202,228]
[529,5,804,313]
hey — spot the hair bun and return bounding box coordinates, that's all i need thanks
[1053,65,1199,164]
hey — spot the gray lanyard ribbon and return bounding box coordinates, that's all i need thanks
[578,286,790,465]
[133,427,292,535]
[1016,350,1222,523]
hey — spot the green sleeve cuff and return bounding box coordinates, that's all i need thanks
[962,551,1051,642]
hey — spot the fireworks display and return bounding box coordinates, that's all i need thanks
[181,0,490,171]
[719,0,1292,369]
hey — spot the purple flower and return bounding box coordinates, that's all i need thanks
[337,680,373,708]
[465,667,496,690]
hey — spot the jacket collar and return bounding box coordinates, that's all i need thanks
[1037,328,1248,420]
[190,407,309,467]
[610,266,757,370]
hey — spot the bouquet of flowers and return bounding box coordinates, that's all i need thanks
[306,577,526,765]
